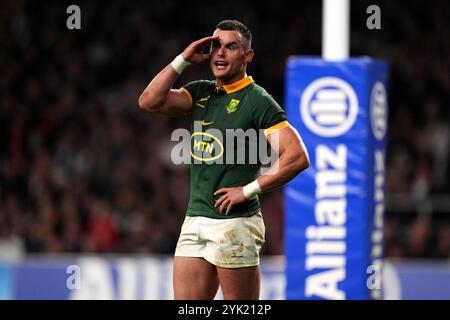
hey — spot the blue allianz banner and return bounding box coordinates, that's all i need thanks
[284,57,389,300]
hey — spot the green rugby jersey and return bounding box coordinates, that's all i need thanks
[181,76,288,219]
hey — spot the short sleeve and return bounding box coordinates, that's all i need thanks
[181,80,213,106]
[252,93,288,136]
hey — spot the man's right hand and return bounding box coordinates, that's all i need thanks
[139,36,218,116]
[182,36,219,64]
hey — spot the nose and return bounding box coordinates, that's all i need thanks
[217,45,225,57]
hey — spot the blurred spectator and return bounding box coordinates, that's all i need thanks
[82,196,119,252]
[406,211,432,257]
[434,225,450,258]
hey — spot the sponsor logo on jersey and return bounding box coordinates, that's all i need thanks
[191,132,224,162]
[200,120,214,126]
[195,96,210,108]
[226,99,240,114]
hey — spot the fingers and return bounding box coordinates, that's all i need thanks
[219,199,231,214]
[214,193,227,208]
[215,189,230,214]
[225,202,234,215]
[195,35,219,45]
[214,188,227,196]
[183,36,219,64]
[214,187,239,214]
[214,192,231,214]
[192,36,219,51]
[217,196,233,215]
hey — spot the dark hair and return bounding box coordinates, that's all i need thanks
[215,20,252,49]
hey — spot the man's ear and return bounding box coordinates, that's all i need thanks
[245,49,254,64]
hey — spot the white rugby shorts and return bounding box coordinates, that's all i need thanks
[174,211,265,268]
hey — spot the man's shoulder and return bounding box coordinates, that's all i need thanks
[183,79,215,89]
[247,83,279,105]
[248,82,267,95]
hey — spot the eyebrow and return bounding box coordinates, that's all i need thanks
[215,40,239,47]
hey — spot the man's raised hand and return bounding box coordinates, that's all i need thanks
[181,36,219,64]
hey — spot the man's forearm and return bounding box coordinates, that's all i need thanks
[257,150,309,194]
[139,37,215,113]
[138,64,179,111]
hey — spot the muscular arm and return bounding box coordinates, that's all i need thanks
[214,125,309,215]
[257,125,310,192]
[138,36,218,117]
[138,65,191,117]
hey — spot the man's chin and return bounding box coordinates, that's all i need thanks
[213,71,228,78]
[212,71,232,84]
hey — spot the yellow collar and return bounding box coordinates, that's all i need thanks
[217,76,254,94]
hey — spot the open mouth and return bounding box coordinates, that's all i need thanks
[214,61,229,70]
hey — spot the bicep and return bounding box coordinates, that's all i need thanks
[258,124,310,189]
[159,88,192,117]
[266,125,307,157]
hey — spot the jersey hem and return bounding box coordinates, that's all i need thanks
[186,206,261,219]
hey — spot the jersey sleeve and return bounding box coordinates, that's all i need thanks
[252,93,289,137]
[181,80,213,106]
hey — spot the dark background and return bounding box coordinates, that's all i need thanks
[0,0,449,258]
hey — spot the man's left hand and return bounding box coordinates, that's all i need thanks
[214,187,247,215]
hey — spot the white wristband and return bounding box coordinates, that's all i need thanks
[243,180,262,200]
[170,54,191,74]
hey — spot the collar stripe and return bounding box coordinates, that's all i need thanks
[218,76,254,94]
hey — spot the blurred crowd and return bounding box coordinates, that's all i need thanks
[0,0,449,259]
